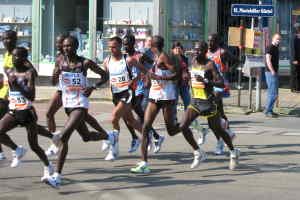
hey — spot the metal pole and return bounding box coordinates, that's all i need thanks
[238,19,245,107]
[248,74,253,109]
[248,17,255,109]
[88,0,97,61]
[255,0,263,111]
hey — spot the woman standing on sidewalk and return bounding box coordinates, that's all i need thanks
[171,42,191,110]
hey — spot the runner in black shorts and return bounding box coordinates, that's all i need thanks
[121,34,164,154]
[45,36,112,187]
[131,36,205,174]
[102,36,144,161]
[45,34,109,157]
[181,41,240,170]
[0,47,58,187]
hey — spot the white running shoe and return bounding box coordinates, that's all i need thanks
[197,128,209,146]
[190,148,207,169]
[104,149,116,161]
[147,131,154,152]
[0,152,6,160]
[153,136,165,153]
[46,172,61,189]
[226,129,236,141]
[52,131,62,148]
[104,131,119,161]
[41,163,55,182]
[10,146,27,168]
[128,139,140,153]
[52,172,62,185]
[229,149,240,170]
[214,139,225,155]
[45,144,59,157]
[101,140,110,152]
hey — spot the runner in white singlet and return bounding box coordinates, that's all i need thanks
[102,36,144,161]
[46,36,115,188]
[130,36,206,174]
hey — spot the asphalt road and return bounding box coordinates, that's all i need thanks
[1,101,300,200]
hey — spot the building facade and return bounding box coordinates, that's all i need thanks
[0,0,296,76]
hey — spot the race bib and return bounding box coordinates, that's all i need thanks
[110,74,130,93]
[191,70,207,99]
[9,91,31,110]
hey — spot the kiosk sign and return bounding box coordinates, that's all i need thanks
[231,4,274,17]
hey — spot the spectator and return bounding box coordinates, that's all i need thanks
[291,26,300,92]
[265,33,281,118]
[171,42,191,110]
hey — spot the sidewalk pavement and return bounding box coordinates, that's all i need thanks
[35,86,300,116]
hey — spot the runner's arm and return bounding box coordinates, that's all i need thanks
[52,58,61,86]
[86,59,109,88]
[13,70,36,101]
[208,61,224,88]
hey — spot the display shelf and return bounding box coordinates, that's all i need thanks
[104,23,151,27]
[18,35,32,38]
[0,48,31,51]
[0,22,32,25]
[170,25,202,28]
[102,36,147,40]
[171,38,201,42]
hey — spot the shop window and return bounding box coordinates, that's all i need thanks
[0,0,32,62]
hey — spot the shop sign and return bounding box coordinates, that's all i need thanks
[231,4,274,17]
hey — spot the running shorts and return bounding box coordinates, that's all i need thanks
[8,107,38,126]
[149,99,176,110]
[64,107,87,116]
[188,98,217,118]
[112,89,133,105]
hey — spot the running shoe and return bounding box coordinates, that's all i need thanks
[101,140,110,152]
[226,129,237,141]
[52,172,62,185]
[147,131,154,152]
[52,131,62,148]
[41,163,55,182]
[190,148,207,169]
[0,152,6,160]
[45,144,59,157]
[197,128,209,146]
[10,146,27,168]
[46,172,61,189]
[130,161,151,174]
[128,139,140,153]
[229,149,240,170]
[214,139,224,155]
[104,130,119,161]
[153,136,165,153]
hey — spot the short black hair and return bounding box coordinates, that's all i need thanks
[64,35,79,49]
[15,47,28,58]
[172,41,183,50]
[4,30,17,41]
[197,41,208,51]
[123,34,135,45]
[56,33,69,40]
[152,35,164,51]
[110,36,122,46]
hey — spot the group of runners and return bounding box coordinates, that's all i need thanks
[0,30,240,189]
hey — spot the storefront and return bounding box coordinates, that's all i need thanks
[0,0,32,62]
[274,0,300,75]
[165,0,206,54]
[0,0,209,77]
